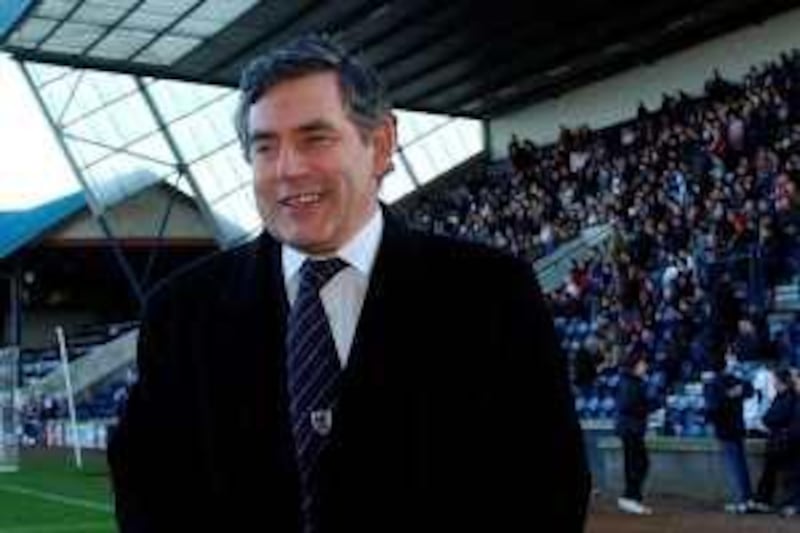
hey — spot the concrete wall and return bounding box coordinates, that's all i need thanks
[596,435,768,503]
[490,7,800,157]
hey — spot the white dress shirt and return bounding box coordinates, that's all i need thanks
[282,209,383,367]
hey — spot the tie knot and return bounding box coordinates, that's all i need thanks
[300,258,348,290]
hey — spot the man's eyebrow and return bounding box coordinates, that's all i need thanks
[297,119,337,134]
[249,130,276,144]
[249,119,337,144]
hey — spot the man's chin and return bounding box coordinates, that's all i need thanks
[283,234,337,256]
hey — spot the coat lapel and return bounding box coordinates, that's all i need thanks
[339,211,418,403]
[223,233,290,442]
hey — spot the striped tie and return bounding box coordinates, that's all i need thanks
[286,258,347,533]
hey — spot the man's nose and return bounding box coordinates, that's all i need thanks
[275,145,308,178]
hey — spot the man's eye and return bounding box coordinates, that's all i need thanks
[254,143,275,154]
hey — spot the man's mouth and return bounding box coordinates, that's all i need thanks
[281,192,323,207]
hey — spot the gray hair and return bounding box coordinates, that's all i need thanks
[234,33,391,162]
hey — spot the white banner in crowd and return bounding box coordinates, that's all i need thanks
[44,420,110,450]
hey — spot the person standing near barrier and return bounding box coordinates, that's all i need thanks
[753,367,799,513]
[107,33,590,533]
[772,366,800,517]
[704,350,756,514]
[615,350,658,515]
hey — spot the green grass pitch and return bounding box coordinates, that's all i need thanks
[0,449,116,532]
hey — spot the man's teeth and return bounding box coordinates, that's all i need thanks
[289,193,321,205]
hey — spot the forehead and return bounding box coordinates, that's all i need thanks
[247,71,348,132]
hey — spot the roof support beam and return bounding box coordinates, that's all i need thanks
[32,0,87,50]
[396,145,420,188]
[122,0,205,62]
[139,174,186,290]
[63,132,176,170]
[81,0,147,57]
[209,0,386,81]
[135,77,228,247]
[17,59,146,311]
[55,69,84,125]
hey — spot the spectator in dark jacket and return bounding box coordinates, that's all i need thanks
[754,367,799,513]
[774,366,800,517]
[615,351,658,514]
[704,351,756,513]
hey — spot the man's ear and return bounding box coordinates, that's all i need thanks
[371,113,397,178]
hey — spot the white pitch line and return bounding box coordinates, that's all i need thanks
[0,484,113,513]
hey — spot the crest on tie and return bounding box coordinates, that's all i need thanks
[310,408,333,436]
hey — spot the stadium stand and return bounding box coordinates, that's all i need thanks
[397,48,800,438]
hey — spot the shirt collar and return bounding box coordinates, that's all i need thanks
[282,208,384,284]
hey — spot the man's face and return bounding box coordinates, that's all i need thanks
[247,71,394,255]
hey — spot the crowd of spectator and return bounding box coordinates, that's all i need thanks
[400,50,800,396]
[399,51,800,515]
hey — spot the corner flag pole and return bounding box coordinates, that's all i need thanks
[56,326,82,469]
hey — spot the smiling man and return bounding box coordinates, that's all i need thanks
[108,34,590,533]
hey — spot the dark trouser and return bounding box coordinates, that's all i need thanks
[757,451,800,507]
[720,438,752,504]
[622,434,649,501]
[756,451,785,505]
[786,456,800,507]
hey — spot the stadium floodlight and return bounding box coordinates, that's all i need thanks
[0,346,20,473]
